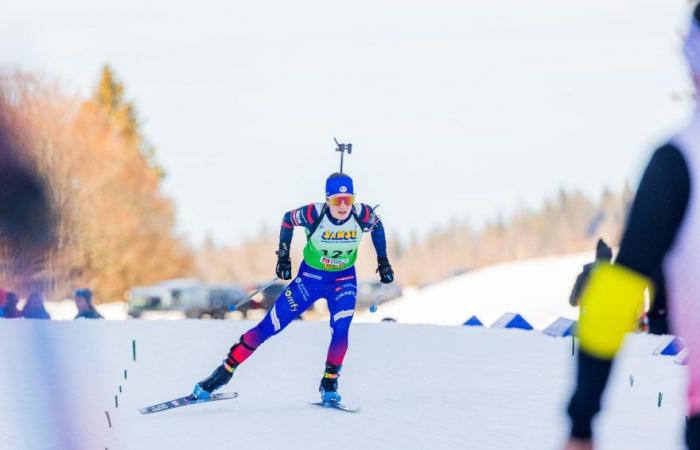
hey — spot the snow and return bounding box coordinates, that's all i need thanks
[356,252,592,329]
[0,319,688,450]
[44,300,129,321]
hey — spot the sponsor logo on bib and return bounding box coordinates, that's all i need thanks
[322,230,358,241]
[321,256,349,269]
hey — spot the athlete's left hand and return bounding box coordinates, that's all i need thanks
[377,257,394,284]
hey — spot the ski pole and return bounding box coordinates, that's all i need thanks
[229,276,279,312]
[367,204,385,313]
[369,284,385,313]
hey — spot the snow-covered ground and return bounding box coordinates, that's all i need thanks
[357,252,591,329]
[0,319,687,450]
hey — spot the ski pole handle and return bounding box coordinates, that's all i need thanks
[230,276,280,312]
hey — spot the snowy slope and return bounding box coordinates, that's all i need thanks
[44,300,129,320]
[357,252,592,329]
[0,320,687,450]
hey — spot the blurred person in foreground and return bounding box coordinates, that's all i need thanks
[73,289,103,319]
[0,108,55,255]
[192,172,394,404]
[564,4,700,449]
[569,239,669,335]
[3,292,21,318]
[21,292,50,320]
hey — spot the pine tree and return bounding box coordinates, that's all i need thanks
[91,65,164,178]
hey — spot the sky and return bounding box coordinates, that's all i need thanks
[2,0,694,246]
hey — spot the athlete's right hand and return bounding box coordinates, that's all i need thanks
[377,257,394,284]
[275,245,292,280]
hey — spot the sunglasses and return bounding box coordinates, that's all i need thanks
[327,194,355,206]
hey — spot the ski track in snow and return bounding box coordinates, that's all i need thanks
[0,320,688,450]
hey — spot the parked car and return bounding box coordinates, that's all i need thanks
[128,279,247,319]
[128,279,205,318]
[186,284,247,319]
[238,282,286,318]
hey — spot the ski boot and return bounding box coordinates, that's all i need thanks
[319,362,342,404]
[192,362,235,400]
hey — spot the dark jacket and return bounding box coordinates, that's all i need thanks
[3,293,21,318]
[22,306,50,319]
[22,293,51,320]
[75,308,103,320]
[3,305,21,318]
[569,239,613,306]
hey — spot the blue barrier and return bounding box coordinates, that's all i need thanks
[490,313,533,330]
[463,315,483,327]
[654,336,685,356]
[543,317,576,337]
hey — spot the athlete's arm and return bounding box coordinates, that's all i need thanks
[357,204,388,258]
[279,203,321,248]
[567,144,691,439]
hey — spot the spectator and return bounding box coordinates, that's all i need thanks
[74,289,103,319]
[0,289,6,318]
[569,239,613,306]
[21,292,50,319]
[4,292,21,318]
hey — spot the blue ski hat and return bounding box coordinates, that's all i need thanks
[325,173,354,197]
[75,288,93,303]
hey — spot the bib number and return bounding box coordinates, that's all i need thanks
[321,250,353,259]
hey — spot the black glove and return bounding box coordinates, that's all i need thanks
[376,256,394,284]
[275,244,292,280]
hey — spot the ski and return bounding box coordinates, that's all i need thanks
[139,392,238,415]
[309,401,361,413]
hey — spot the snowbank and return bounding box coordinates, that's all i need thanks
[44,300,129,320]
[357,252,592,328]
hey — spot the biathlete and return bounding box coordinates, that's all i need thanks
[192,172,394,404]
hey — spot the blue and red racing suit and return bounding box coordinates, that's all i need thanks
[226,202,387,368]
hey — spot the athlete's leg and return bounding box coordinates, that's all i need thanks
[194,269,324,398]
[324,272,358,367]
[226,274,319,368]
[317,271,357,401]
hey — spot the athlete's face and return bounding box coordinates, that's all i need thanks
[327,194,354,220]
[75,296,89,312]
